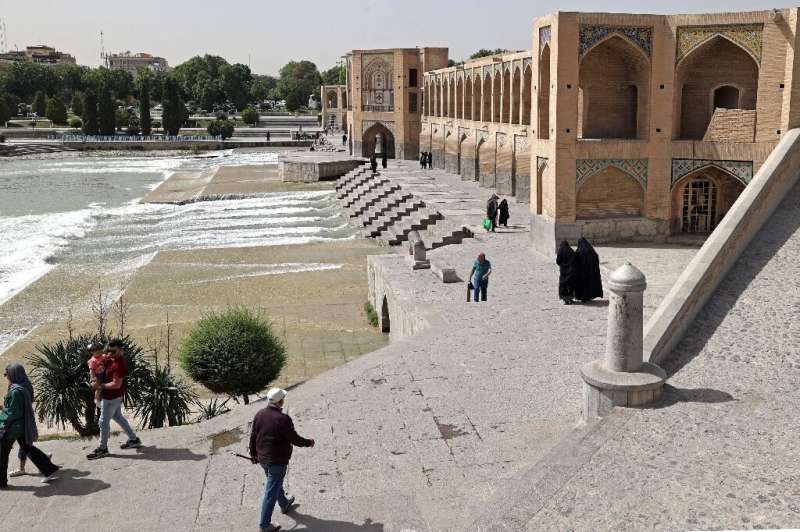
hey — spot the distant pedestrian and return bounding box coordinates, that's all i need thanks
[370,154,378,173]
[342,133,347,146]
[419,152,426,169]
[381,151,387,169]
[266,131,271,142]
[498,198,510,227]
[87,339,141,460]
[556,241,579,305]
[426,152,433,168]
[468,253,492,302]
[250,388,315,532]
[486,194,499,232]
[0,364,60,488]
[574,238,603,302]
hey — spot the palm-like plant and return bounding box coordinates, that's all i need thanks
[134,365,196,429]
[194,396,231,422]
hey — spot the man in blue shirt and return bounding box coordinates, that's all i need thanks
[469,253,492,302]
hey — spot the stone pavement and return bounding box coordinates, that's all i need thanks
[0,161,701,531]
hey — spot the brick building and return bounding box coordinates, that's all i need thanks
[320,84,347,131]
[108,52,169,76]
[346,47,448,160]
[422,9,800,254]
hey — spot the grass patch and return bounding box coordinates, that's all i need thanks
[363,301,379,328]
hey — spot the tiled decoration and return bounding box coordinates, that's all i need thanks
[671,159,753,186]
[579,25,653,59]
[576,159,648,189]
[362,120,395,135]
[676,24,763,65]
[540,26,552,51]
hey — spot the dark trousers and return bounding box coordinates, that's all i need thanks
[0,437,57,486]
[490,214,497,232]
[473,279,489,302]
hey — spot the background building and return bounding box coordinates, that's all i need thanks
[346,47,448,160]
[0,44,75,70]
[107,52,169,76]
[321,84,347,131]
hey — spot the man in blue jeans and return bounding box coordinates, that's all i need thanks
[87,339,141,460]
[469,252,493,302]
[250,388,315,532]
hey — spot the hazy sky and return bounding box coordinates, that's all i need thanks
[1,0,786,75]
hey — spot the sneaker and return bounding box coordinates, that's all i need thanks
[41,473,58,483]
[9,470,26,478]
[87,447,109,460]
[120,438,142,449]
[260,525,281,532]
[280,495,296,514]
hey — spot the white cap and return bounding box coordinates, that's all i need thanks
[267,388,287,404]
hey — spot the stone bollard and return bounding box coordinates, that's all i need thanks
[406,231,430,270]
[580,263,666,421]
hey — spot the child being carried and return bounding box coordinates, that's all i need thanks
[87,342,109,407]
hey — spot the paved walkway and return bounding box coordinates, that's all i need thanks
[0,161,699,531]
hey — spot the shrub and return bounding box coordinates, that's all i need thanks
[68,117,82,128]
[32,90,47,117]
[364,302,379,328]
[241,105,259,126]
[152,120,162,130]
[27,334,151,436]
[207,118,234,140]
[45,97,67,125]
[179,308,286,404]
[126,115,141,136]
[134,365,196,429]
[195,396,231,422]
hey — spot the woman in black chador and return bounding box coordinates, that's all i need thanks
[574,237,603,302]
[556,240,579,305]
[498,198,509,227]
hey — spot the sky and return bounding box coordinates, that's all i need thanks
[1,0,787,75]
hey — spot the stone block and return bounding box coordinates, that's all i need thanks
[431,260,459,283]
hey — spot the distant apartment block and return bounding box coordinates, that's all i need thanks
[0,45,76,70]
[108,52,169,76]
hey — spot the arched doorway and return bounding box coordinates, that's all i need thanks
[492,74,502,123]
[457,133,467,174]
[671,166,746,233]
[482,74,492,122]
[380,296,390,333]
[502,68,511,123]
[522,65,532,126]
[362,123,395,158]
[327,90,338,109]
[713,85,740,110]
[511,67,521,125]
[576,167,645,219]
[464,76,474,120]
[538,45,550,138]
[475,138,484,182]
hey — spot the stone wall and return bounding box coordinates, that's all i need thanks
[703,109,757,142]
[280,157,365,183]
[368,255,433,341]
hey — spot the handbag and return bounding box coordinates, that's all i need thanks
[482,218,492,231]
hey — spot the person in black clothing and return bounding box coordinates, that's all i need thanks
[250,388,315,532]
[498,198,510,227]
[266,131,271,142]
[342,133,347,146]
[370,154,378,173]
[426,152,433,168]
[419,152,427,169]
[574,237,603,302]
[486,194,499,232]
[381,151,387,169]
[556,240,579,305]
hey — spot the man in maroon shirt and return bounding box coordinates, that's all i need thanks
[87,339,141,460]
[250,388,315,532]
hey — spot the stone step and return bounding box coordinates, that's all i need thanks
[335,168,369,190]
[361,191,415,225]
[337,171,378,197]
[342,178,389,207]
[380,209,441,245]
[364,199,426,237]
[349,184,401,217]
[340,173,383,199]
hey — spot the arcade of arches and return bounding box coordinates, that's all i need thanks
[419,10,798,252]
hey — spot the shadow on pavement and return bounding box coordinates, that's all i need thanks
[289,510,384,531]
[112,446,206,462]
[5,468,111,497]
[652,384,734,408]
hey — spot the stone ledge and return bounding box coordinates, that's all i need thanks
[580,360,666,391]
[431,260,459,283]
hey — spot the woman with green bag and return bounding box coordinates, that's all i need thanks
[0,364,59,488]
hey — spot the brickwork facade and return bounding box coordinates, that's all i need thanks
[320,85,347,132]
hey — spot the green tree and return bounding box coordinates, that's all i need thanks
[174,55,228,106]
[0,92,15,124]
[81,89,99,134]
[470,48,508,59]
[207,117,234,139]
[32,90,47,117]
[241,105,259,126]
[70,91,83,116]
[321,65,345,86]
[161,76,185,136]
[4,62,60,99]
[45,96,67,124]
[138,72,152,135]
[249,75,276,102]
[277,60,321,112]
[220,63,252,109]
[98,86,115,135]
[179,308,286,404]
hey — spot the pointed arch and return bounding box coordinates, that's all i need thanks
[482,73,492,122]
[501,69,511,123]
[538,44,550,138]
[448,77,456,118]
[492,72,502,123]
[511,66,522,125]
[465,75,474,121]
[456,76,464,119]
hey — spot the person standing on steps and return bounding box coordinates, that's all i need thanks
[469,252,493,302]
[498,198,510,227]
[381,151,387,169]
[250,388,315,532]
[0,364,60,488]
[87,339,141,460]
[486,194,499,232]
[370,153,378,174]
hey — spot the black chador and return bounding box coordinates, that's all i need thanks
[556,240,579,304]
[574,237,603,302]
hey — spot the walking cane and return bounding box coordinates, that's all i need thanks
[467,281,473,302]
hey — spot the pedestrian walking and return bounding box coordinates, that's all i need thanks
[342,133,347,146]
[556,240,579,305]
[370,153,378,173]
[426,152,433,169]
[419,152,427,169]
[486,194,499,232]
[468,252,492,302]
[574,237,603,302]
[0,364,60,488]
[86,339,141,460]
[250,388,315,532]
[381,151,387,169]
[498,198,510,227]
[266,131,271,142]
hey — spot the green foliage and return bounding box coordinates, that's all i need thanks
[220,63,253,109]
[174,55,253,110]
[277,60,321,112]
[134,364,196,429]
[126,115,141,136]
[138,72,152,135]
[70,91,83,116]
[207,117,234,139]
[0,93,14,124]
[470,48,508,60]
[45,96,67,124]
[68,117,82,128]
[179,307,286,404]
[364,302,379,328]
[115,108,129,129]
[241,105,259,126]
[98,87,115,135]
[32,90,47,117]
[194,396,231,422]
[81,89,99,135]
[3,62,60,99]
[321,65,345,86]
[27,335,151,437]
[161,76,186,136]
[249,75,276,102]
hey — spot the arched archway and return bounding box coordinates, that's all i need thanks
[456,77,464,119]
[482,74,492,122]
[511,67,521,125]
[448,78,456,118]
[502,68,511,123]
[457,133,467,174]
[327,90,338,109]
[475,137,484,182]
[492,73,502,123]
[676,36,758,140]
[671,166,747,233]
[362,122,395,159]
[380,295,390,333]
[578,35,650,139]
[538,45,551,138]
[342,91,347,110]
[522,65,532,126]
[465,76,474,121]
[576,167,645,219]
